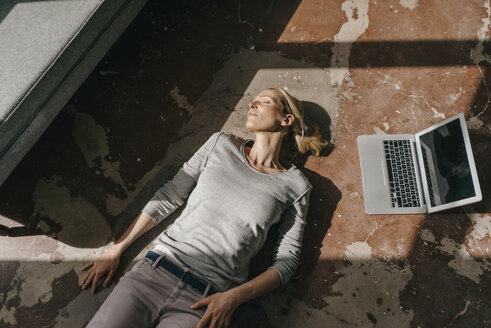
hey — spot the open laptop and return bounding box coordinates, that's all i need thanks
[357,112,482,214]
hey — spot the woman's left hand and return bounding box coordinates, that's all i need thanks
[191,291,240,328]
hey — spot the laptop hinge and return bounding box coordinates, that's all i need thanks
[412,140,427,208]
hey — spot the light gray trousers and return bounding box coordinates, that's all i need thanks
[86,255,210,328]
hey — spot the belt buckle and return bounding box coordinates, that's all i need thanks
[179,269,189,281]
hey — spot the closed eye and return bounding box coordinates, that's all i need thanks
[252,96,275,105]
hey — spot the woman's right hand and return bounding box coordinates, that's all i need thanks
[79,212,155,293]
[81,248,121,293]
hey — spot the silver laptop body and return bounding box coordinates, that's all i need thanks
[357,112,482,214]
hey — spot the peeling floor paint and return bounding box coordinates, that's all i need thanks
[328,0,370,88]
[0,235,136,326]
[419,228,436,243]
[346,241,373,260]
[437,238,487,284]
[466,115,485,130]
[470,0,491,65]
[33,175,111,247]
[72,111,129,195]
[72,112,109,167]
[71,102,188,217]
[0,305,17,325]
[349,191,361,202]
[466,213,491,259]
[399,0,418,11]
[419,215,491,284]
[7,262,75,308]
[446,87,462,105]
[467,213,491,241]
[261,241,414,327]
[105,161,163,216]
[169,86,194,114]
[373,126,387,134]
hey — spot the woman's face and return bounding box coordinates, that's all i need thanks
[245,90,292,133]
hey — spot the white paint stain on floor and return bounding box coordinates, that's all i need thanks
[466,213,491,260]
[10,262,75,308]
[468,1,491,131]
[419,228,436,243]
[372,122,389,135]
[419,221,490,283]
[437,238,486,283]
[328,0,370,88]
[373,126,387,134]
[346,241,373,260]
[468,213,491,241]
[399,0,418,11]
[0,305,16,325]
[0,237,137,326]
[169,86,194,114]
[470,0,491,65]
[466,115,485,130]
[349,191,361,202]
[446,87,462,105]
[1,252,87,325]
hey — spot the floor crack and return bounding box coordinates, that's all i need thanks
[367,66,445,118]
[443,299,471,328]
[473,63,490,118]
[237,0,254,29]
[364,219,379,243]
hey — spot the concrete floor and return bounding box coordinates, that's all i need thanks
[1,0,490,327]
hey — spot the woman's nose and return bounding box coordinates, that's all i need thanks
[249,102,256,109]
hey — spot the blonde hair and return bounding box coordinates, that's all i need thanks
[268,87,328,156]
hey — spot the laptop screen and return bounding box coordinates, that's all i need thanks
[418,118,476,207]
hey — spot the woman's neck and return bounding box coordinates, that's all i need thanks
[246,132,286,172]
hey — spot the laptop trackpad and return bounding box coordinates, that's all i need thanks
[362,160,387,187]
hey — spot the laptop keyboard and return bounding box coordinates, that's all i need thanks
[384,140,421,208]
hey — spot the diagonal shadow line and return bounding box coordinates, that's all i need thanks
[259,40,489,67]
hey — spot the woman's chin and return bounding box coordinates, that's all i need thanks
[245,121,255,131]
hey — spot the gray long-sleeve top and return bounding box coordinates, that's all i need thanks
[142,132,312,292]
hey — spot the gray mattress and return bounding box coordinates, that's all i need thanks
[0,0,148,185]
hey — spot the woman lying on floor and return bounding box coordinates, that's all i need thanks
[82,87,327,328]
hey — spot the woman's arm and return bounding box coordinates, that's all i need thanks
[81,211,155,293]
[81,133,222,293]
[268,187,311,285]
[192,268,281,328]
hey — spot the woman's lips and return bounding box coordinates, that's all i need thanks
[248,111,258,117]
